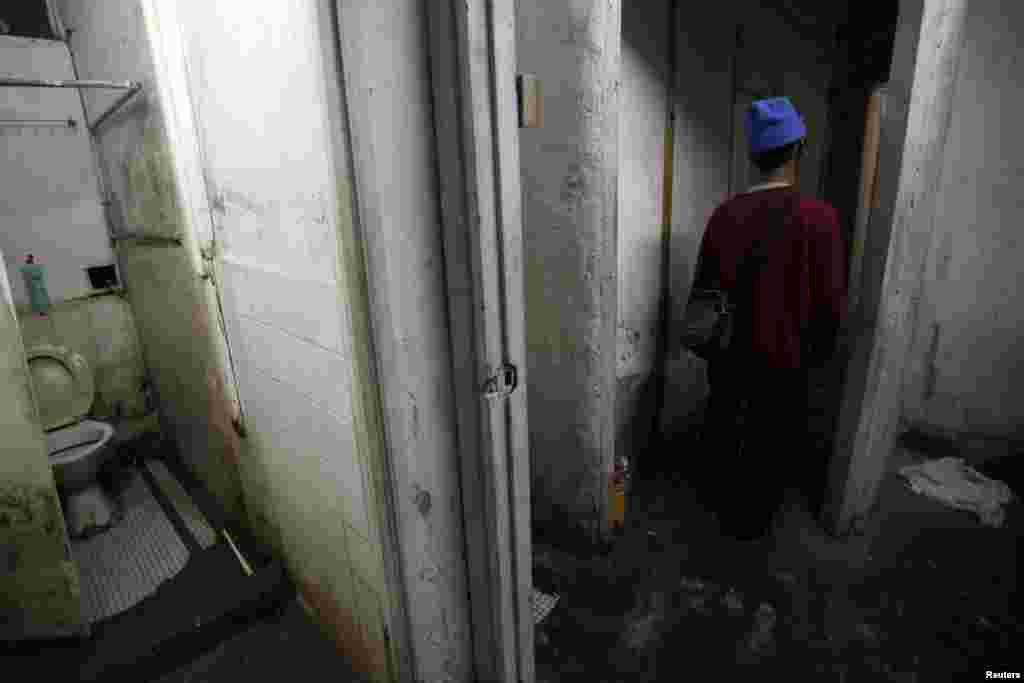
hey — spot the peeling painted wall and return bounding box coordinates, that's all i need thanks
[0,36,117,307]
[147,2,406,680]
[61,2,475,680]
[116,242,246,513]
[902,0,1024,442]
[54,0,246,521]
[0,254,83,639]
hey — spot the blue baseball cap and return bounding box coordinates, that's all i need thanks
[746,97,807,155]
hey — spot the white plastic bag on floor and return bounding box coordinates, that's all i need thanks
[898,457,1015,527]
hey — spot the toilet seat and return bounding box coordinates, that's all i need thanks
[25,344,95,431]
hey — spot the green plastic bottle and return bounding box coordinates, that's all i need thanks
[20,254,51,316]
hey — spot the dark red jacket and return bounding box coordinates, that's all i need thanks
[692,187,847,371]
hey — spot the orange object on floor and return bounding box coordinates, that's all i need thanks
[610,470,627,531]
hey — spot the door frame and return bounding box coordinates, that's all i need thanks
[327,0,533,681]
[336,2,540,677]
[426,1,535,681]
[824,0,968,535]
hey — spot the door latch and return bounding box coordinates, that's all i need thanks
[482,363,518,399]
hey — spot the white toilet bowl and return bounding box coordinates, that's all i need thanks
[47,418,116,491]
[26,344,119,537]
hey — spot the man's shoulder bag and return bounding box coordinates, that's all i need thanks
[680,192,795,360]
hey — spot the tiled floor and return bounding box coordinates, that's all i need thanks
[71,468,189,623]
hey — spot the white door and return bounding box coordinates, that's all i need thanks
[143,1,410,679]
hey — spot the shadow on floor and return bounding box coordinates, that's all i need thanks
[533,447,1022,682]
[155,600,366,683]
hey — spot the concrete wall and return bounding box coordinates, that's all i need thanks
[0,36,116,307]
[518,0,622,543]
[658,6,735,441]
[0,253,83,639]
[55,0,247,521]
[901,0,1024,443]
[616,1,671,469]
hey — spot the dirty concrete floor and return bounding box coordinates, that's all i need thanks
[532,446,1021,682]
[155,600,366,683]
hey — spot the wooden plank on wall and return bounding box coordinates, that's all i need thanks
[824,0,969,536]
[847,86,885,319]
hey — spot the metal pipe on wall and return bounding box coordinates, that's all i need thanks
[0,74,144,134]
[59,45,132,286]
[0,118,76,128]
[0,77,138,90]
[88,84,143,133]
[847,85,885,322]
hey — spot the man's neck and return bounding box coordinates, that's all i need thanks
[748,177,793,193]
[759,170,795,186]
[766,160,799,186]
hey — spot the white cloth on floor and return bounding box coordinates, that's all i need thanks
[898,457,1015,527]
[531,588,559,625]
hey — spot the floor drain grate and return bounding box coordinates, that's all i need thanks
[532,588,560,625]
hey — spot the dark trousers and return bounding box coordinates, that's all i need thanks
[703,359,811,540]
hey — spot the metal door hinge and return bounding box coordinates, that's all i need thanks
[482,363,518,399]
[200,242,215,281]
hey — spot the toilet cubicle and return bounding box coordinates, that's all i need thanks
[3,249,293,680]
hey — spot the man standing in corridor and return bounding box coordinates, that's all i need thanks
[691,97,848,541]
